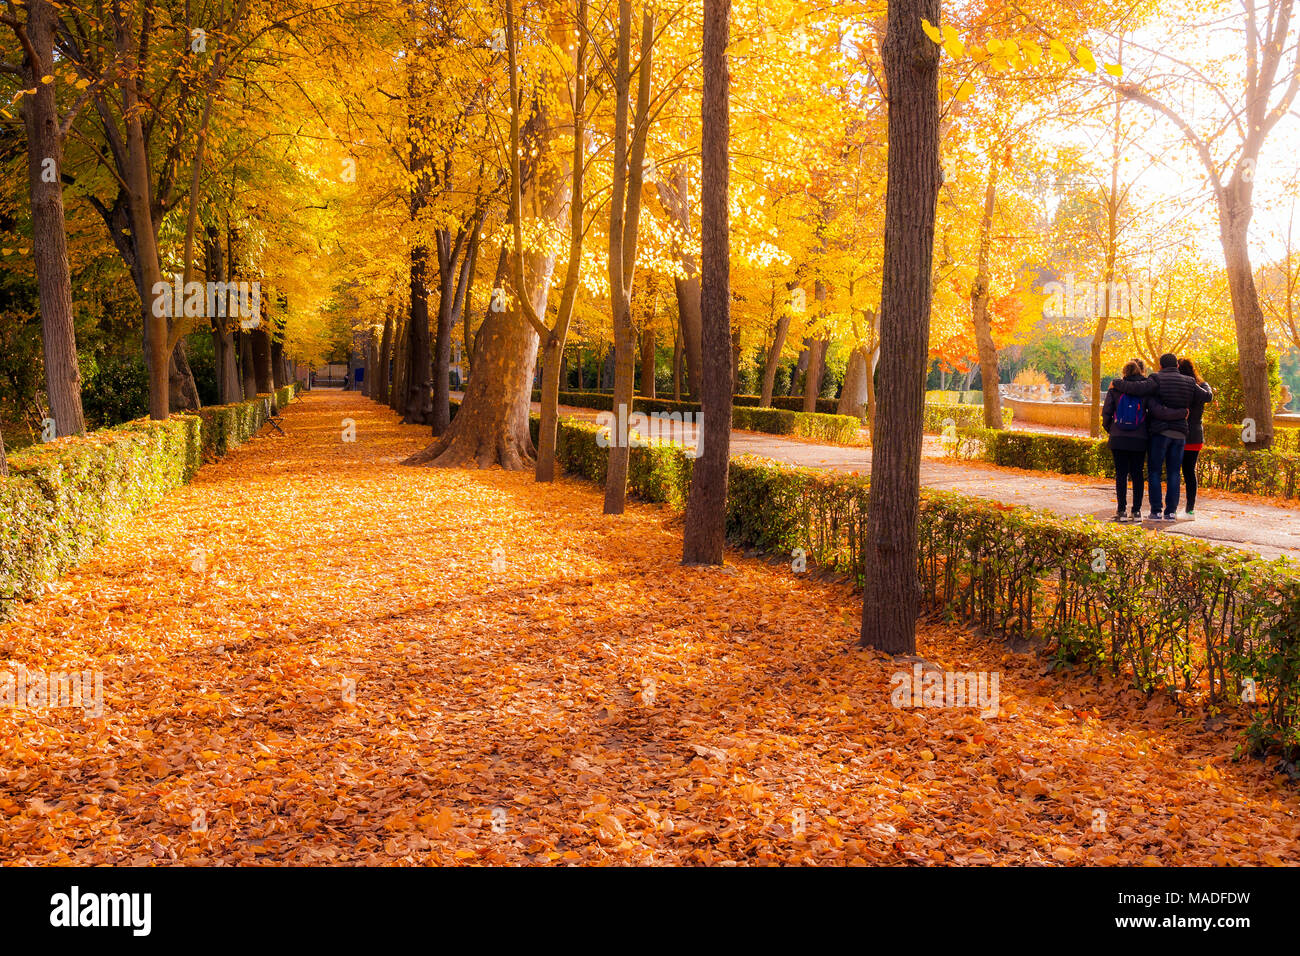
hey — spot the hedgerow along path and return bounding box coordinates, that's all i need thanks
[516,395,1300,562]
[1,389,1297,865]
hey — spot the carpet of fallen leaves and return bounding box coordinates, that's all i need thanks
[1,389,1297,866]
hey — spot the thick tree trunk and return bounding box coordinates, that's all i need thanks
[407,246,551,468]
[861,0,941,654]
[20,0,84,437]
[682,0,731,565]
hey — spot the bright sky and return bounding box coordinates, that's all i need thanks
[1072,0,1300,266]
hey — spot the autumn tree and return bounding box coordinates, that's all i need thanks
[1112,0,1300,447]
[681,0,731,564]
[1,0,85,437]
[860,0,940,654]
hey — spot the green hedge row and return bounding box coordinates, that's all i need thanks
[1202,421,1300,454]
[1,385,296,616]
[542,415,1300,758]
[924,402,1014,432]
[534,389,843,415]
[948,427,1300,500]
[538,390,864,445]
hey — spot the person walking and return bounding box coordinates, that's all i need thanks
[1177,357,1214,519]
[1103,361,1188,522]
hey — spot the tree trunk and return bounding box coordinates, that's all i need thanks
[113,9,169,421]
[672,334,682,400]
[239,331,257,400]
[377,306,394,404]
[803,337,828,412]
[406,245,433,424]
[1221,187,1273,447]
[731,326,742,394]
[682,0,731,565]
[971,152,1004,428]
[407,243,552,468]
[432,229,463,435]
[640,327,656,398]
[658,166,704,400]
[168,341,201,411]
[206,227,240,404]
[271,339,286,389]
[761,291,793,407]
[19,0,84,437]
[603,3,654,515]
[788,347,809,395]
[252,327,274,406]
[0,429,7,477]
[861,0,941,655]
[838,346,870,420]
[391,317,409,412]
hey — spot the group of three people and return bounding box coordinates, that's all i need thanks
[1101,353,1214,522]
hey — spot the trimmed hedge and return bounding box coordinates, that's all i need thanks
[542,389,864,445]
[543,415,1300,758]
[1,385,296,616]
[924,402,1013,432]
[1203,421,1300,454]
[948,427,1300,500]
[732,406,863,444]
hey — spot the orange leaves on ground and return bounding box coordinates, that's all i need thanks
[0,392,1297,865]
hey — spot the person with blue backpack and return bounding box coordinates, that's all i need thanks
[1102,360,1189,522]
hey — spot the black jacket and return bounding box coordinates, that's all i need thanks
[1103,375,1188,451]
[1185,382,1214,445]
[1112,368,1200,438]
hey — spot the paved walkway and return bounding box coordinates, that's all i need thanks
[525,397,1300,562]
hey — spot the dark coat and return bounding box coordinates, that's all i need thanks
[1112,368,1200,438]
[1103,374,1189,451]
[1185,382,1214,445]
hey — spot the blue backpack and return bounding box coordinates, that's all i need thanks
[1115,392,1145,430]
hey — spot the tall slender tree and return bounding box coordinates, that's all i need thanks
[681,0,731,564]
[860,0,941,654]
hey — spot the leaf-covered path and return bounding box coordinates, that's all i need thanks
[1,390,1297,865]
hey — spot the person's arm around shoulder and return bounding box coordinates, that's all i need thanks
[1112,376,1159,396]
[1149,396,1190,421]
[1198,381,1213,404]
